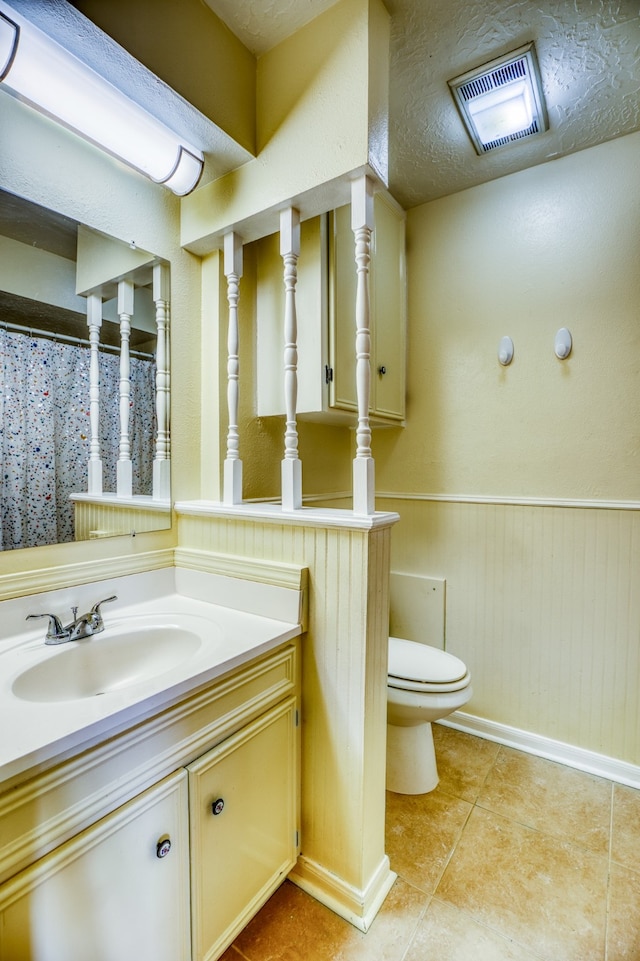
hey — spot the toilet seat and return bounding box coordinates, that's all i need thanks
[388,636,470,694]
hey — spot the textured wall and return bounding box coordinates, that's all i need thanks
[376,132,640,501]
[374,132,640,767]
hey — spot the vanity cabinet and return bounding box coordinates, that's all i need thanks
[189,698,298,960]
[0,639,300,961]
[256,190,406,425]
[0,772,191,961]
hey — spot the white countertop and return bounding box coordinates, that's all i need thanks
[0,570,302,786]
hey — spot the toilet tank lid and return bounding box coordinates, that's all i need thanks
[388,636,468,684]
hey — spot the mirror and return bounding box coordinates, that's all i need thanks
[0,189,171,551]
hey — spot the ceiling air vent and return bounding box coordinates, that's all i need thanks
[448,43,548,155]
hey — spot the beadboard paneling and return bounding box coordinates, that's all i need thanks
[73,500,170,540]
[379,496,640,766]
[177,511,395,921]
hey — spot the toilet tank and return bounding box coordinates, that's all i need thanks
[389,572,445,650]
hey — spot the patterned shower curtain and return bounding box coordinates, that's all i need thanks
[0,328,156,551]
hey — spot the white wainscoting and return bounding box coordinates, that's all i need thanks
[378,493,640,771]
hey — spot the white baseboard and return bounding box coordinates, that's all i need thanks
[440,711,640,789]
[288,853,397,932]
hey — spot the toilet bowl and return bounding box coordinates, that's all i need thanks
[387,635,472,795]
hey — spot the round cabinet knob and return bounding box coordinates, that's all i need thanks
[156,837,171,859]
[212,797,225,816]
[377,365,387,375]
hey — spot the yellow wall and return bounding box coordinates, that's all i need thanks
[0,92,201,576]
[0,236,82,314]
[374,132,640,764]
[376,132,640,501]
[181,0,390,253]
[70,0,256,154]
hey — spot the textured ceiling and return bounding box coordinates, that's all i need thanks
[203,0,339,56]
[205,0,640,209]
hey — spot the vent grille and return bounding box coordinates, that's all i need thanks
[448,43,547,155]
[481,118,540,153]
[458,57,527,103]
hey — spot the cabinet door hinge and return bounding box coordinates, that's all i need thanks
[325,365,333,385]
[295,830,299,848]
[295,709,300,727]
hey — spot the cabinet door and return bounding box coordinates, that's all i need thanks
[188,697,298,961]
[0,771,191,961]
[370,191,406,421]
[329,193,406,421]
[329,203,358,414]
[256,217,329,417]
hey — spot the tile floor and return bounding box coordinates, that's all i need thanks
[222,724,640,961]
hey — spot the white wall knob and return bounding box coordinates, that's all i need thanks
[498,336,514,366]
[555,328,572,359]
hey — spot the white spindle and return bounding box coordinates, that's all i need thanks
[165,301,171,462]
[351,176,375,515]
[152,263,171,501]
[223,231,243,505]
[86,293,103,495]
[117,278,134,498]
[280,207,302,510]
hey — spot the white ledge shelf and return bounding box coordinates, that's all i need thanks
[174,500,400,531]
[70,493,171,512]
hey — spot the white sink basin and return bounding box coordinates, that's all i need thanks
[12,623,203,702]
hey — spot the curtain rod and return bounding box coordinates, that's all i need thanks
[0,320,155,361]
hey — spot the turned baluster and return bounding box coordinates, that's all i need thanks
[152,263,171,501]
[223,231,244,505]
[351,175,375,515]
[86,293,103,495]
[116,278,133,498]
[280,208,302,511]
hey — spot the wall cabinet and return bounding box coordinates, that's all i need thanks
[0,640,300,961]
[256,191,406,425]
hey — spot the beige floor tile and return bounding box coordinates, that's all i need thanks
[231,878,427,961]
[433,724,501,803]
[477,747,611,855]
[404,898,546,961]
[385,788,472,894]
[611,783,640,872]
[436,806,608,961]
[607,861,640,960]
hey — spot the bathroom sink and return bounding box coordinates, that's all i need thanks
[12,623,203,702]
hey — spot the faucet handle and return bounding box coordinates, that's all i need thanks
[26,613,67,641]
[90,595,118,617]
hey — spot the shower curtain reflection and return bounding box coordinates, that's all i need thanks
[0,327,156,551]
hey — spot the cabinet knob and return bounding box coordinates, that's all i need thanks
[212,797,225,816]
[156,837,172,859]
[378,365,387,375]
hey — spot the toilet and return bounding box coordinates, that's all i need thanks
[386,573,472,795]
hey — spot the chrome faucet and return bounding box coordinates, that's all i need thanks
[26,595,118,645]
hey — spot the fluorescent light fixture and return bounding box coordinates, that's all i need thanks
[448,43,547,154]
[0,3,204,195]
